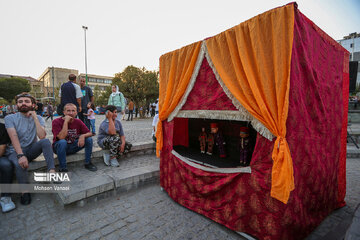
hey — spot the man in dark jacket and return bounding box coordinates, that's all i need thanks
[59,74,82,115]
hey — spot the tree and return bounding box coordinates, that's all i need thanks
[93,85,110,106]
[0,77,31,103]
[113,66,159,117]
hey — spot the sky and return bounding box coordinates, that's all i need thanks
[0,0,359,79]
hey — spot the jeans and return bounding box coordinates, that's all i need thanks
[0,157,13,197]
[53,137,93,170]
[46,113,53,121]
[7,139,55,184]
[89,119,95,134]
[127,110,133,121]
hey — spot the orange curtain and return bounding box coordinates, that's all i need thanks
[156,41,202,157]
[206,4,295,204]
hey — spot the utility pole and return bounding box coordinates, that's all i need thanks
[52,67,55,104]
[82,26,88,86]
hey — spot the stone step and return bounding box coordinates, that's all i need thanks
[26,141,159,206]
[28,141,156,171]
[53,153,159,206]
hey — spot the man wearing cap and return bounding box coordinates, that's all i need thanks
[59,74,83,115]
[4,92,56,205]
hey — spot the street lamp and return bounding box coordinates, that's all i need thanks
[52,66,55,104]
[82,25,88,86]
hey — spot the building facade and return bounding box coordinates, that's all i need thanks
[78,73,113,92]
[338,32,360,84]
[38,67,79,98]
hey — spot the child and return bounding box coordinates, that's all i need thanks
[84,103,96,135]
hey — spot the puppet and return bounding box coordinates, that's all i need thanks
[239,126,250,165]
[207,123,226,158]
[198,127,207,153]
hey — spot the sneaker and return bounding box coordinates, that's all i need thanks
[0,197,16,213]
[84,162,97,172]
[110,158,119,167]
[59,168,68,172]
[103,153,110,166]
[20,193,31,205]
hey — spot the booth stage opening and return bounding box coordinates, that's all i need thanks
[172,118,257,168]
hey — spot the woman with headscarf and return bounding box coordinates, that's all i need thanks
[108,85,125,121]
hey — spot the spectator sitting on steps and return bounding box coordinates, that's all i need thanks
[97,105,126,167]
[5,92,56,206]
[52,103,97,172]
[0,123,15,212]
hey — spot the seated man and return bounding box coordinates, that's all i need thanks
[52,103,97,172]
[0,123,15,212]
[5,92,56,205]
[97,105,125,167]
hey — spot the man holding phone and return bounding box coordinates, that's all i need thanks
[5,92,56,205]
[97,105,126,167]
[52,103,97,172]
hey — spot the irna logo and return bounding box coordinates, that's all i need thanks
[34,172,70,182]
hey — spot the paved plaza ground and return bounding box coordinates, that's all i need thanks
[0,115,359,239]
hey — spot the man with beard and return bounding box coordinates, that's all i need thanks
[4,93,56,205]
[52,103,97,172]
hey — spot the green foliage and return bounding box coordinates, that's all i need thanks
[0,77,31,103]
[113,66,159,113]
[93,85,111,106]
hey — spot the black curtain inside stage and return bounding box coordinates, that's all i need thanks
[173,118,257,168]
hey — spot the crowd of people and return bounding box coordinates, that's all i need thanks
[0,74,158,213]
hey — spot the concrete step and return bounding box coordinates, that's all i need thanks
[28,141,156,171]
[26,141,159,207]
[54,153,159,206]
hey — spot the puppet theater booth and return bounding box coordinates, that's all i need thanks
[156,3,349,240]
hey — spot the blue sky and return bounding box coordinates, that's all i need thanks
[0,0,359,79]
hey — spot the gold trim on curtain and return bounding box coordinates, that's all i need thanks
[156,41,202,157]
[205,4,295,204]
